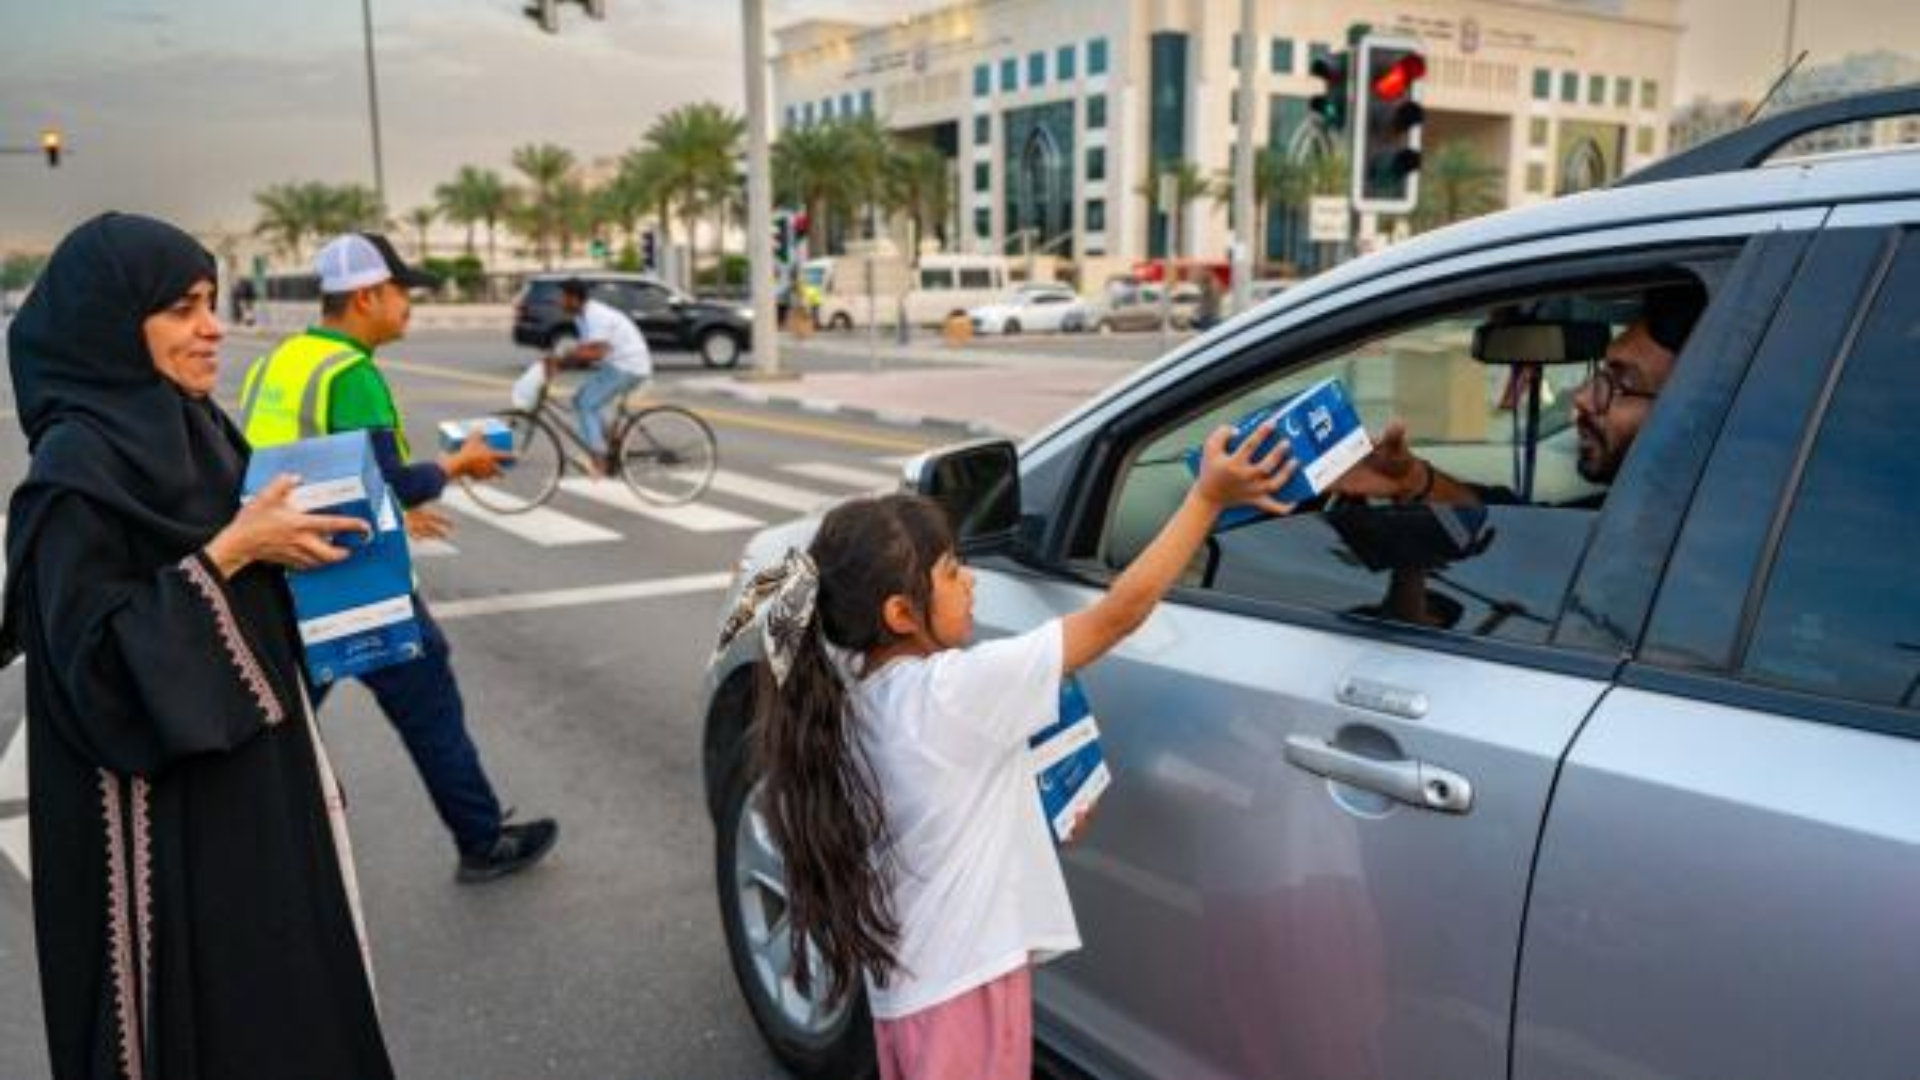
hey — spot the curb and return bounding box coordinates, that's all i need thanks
[677,378,1017,442]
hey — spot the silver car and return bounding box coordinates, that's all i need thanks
[704,88,1920,1078]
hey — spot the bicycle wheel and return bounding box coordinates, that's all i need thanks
[617,405,717,506]
[458,409,564,514]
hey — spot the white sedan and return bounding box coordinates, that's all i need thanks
[968,289,1094,335]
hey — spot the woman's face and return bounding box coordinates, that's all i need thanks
[144,279,224,397]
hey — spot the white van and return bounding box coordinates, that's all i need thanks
[806,253,1011,329]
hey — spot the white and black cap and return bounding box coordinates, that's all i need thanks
[313,232,440,293]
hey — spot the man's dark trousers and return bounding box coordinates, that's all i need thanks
[312,595,503,855]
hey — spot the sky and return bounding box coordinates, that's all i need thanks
[1,0,1916,251]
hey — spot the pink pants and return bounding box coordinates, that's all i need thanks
[874,965,1032,1080]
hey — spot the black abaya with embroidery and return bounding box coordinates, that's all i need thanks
[2,215,393,1079]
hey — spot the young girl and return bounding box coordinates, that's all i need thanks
[739,419,1295,1079]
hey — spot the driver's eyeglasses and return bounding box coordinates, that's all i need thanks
[1584,362,1658,415]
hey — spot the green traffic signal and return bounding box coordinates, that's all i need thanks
[1310,52,1350,133]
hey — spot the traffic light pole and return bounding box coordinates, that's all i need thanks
[1231,0,1257,315]
[743,0,781,377]
[361,0,388,209]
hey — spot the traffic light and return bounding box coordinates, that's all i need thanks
[1309,51,1350,134]
[772,213,792,265]
[40,128,61,168]
[641,229,657,269]
[1353,37,1427,213]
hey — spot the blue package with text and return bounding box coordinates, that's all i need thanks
[1029,677,1110,844]
[1185,376,1373,531]
[242,431,424,685]
[437,418,516,465]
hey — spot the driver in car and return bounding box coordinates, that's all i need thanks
[1333,283,1707,509]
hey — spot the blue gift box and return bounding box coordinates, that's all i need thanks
[1029,678,1110,844]
[1186,376,1374,531]
[242,431,424,685]
[437,417,516,464]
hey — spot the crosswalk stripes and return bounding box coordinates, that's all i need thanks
[557,478,765,533]
[779,462,899,491]
[706,469,843,515]
[442,488,623,546]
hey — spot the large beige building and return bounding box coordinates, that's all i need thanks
[774,0,1681,282]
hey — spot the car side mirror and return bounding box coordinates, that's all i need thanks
[905,440,1021,554]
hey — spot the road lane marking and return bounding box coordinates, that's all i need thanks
[432,572,733,620]
[442,488,622,546]
[558,478,765,532]
[781,462,899,490]
[411,538,460,558]
[707,470,841,515]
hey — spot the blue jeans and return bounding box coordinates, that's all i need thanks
[311,597,504,855]
[574,365,645,456]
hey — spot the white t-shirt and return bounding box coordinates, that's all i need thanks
[575,298,652,377]
[852,619,1080,1020]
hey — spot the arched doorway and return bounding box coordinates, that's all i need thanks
[1558,137,1608,195]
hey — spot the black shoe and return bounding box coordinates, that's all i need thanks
[456,818,559,884]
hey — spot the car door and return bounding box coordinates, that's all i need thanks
[1513,210,1920,1080]
[969,222,1811,1079]
[624,282,680,348]
[1027,292,1073,332]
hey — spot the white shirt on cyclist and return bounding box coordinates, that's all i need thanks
[576,298,653,378]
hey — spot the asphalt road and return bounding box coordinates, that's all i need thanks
[0,324,962,1078]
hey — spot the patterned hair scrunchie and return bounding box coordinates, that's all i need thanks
[711,548,820,686]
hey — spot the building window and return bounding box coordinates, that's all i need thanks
[802,102,815,126]
[974,114,991,146]
[975,162,991,191]
[1230,89,1239,124]
[1588,75,1605,106]
[1615,76,1633,108]
[821,98,835,121]
[841,93,856,117]
[1530,117,1550,147]
[1087,146,1106,182]
[1636,126,1656,155]
[975,207,992,239]
[1087,94,1108,130]
[1527,163,1547,192]
[1001,58,1018,93]
[1029,51,1047,88]
[1533,68,1552,100]
[1086,199,1106,233]
[1232,32,1244,70]
[1560,72,1579,104]
[860,90,873,116]
[784,106,797,130]
[1089,37,1109,77]
[974,64,991,98]
[1058,44,1076,81]
[1641,79,1660,110]
[1272,37,1295,75]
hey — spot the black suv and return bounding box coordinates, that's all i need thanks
[512,271,754,369]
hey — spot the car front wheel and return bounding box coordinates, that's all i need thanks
[716,745,875,1078]
[699,328,744,369]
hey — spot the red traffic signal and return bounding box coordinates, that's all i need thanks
[1370,53,1427,102]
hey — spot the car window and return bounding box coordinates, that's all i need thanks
[1034,294,1070,306]
[1095,285,1683,645]
[1740,232,1920,721]
[920,268,955,290]
[959,268,996,290]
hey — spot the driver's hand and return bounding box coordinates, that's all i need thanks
[1333,420,1423,501]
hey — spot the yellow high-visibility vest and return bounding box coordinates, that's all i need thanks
[238,331,408,457]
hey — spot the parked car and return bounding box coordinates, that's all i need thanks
[704,88,1920,1079]
[1090,278,1199,332]
[807,253,1013,330]
[511,271,753,369]
[969,288,1095,335]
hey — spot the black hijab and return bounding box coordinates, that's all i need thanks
[1,213,280,666]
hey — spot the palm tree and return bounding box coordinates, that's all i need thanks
[773,122,846,258]
[1136,160,1215,258]
[435,165,508,260]
[643,103,745,287]
[253,182,317,262]
[618,148,675,268]
[511,143,576,269]
[1414,142,1504,230]
[318,184,385,236]
[1214,148,1316,275]
[885,142,954,259]
[405,206,436,260]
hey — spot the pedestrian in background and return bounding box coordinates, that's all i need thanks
[239,232,559,884]
[721,421,1295,1080]
[3,212,393,1078]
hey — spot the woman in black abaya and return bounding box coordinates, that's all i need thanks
[2,213,394,1079]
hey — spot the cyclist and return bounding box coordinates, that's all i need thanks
[546,278,652,477]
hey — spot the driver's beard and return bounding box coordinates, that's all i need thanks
[1577,425,1623,485]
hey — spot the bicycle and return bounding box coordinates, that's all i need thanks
[458,369,718,514]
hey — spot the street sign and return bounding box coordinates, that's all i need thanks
[1309,196,1352,242]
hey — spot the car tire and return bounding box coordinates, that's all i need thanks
[1004,319,1022,336]
[699,328,744,369]
[829,312,854,332]
[715,743,877,1079]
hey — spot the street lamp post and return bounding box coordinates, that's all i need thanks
[361,0,388,209]
[743,0,781,376]
[1231,0,1258,316]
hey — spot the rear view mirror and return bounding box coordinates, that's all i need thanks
[1471,319,1611,365]
[906,440,1020,552]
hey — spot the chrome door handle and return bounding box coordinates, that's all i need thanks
[1284,736,1474,814]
